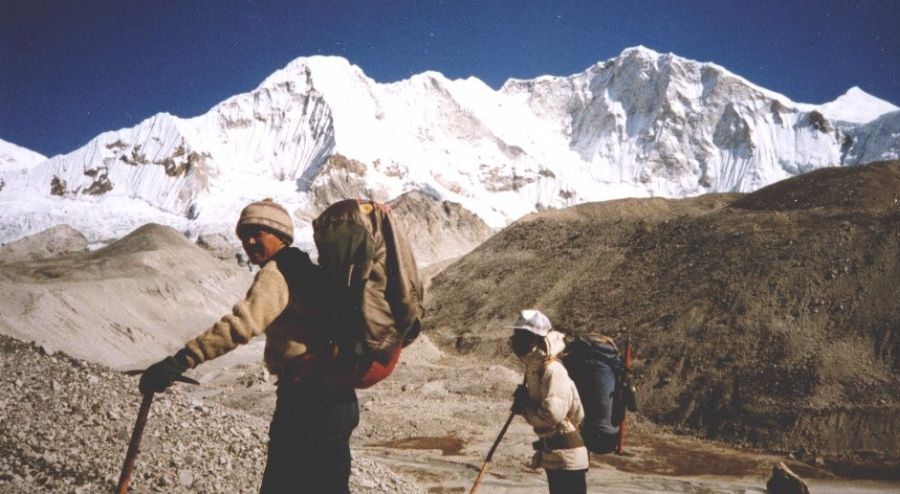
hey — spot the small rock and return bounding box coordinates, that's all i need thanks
[767,462,810,494]
[178,469,194,487]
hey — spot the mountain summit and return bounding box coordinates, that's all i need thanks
[816,86,899,124]
[1,47,898,247]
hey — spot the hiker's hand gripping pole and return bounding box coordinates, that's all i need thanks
[116,370,198,494]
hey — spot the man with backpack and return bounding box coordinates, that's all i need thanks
[508,310,589,494]
[138,198,418,493]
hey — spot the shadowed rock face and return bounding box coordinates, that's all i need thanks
[388,190,495,266]
[425,160,900,460]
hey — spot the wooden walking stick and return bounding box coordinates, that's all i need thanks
[470,376,527,494]
[616,337,633,454]
[469,410,516,494]
[117,371,198,494]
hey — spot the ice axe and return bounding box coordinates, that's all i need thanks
[116,369,198,494]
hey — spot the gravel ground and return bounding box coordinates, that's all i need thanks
[0,335,422,493]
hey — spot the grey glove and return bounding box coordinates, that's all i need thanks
[138,352,189,395]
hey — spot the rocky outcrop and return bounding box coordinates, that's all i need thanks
[766,462,810,494]
[388,191,495,265]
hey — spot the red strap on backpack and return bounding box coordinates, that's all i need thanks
[353,345,402,389]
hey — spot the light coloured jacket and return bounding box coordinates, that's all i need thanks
[519,330,589,471]
[181,247,322,382]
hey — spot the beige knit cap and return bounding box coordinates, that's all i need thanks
[235,198,294,243]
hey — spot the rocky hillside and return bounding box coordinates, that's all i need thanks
[0,335,421,493]
[0,223,252,369]
[425,160,900,461]
[388,191,495,266]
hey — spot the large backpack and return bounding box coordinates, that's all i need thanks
[313,199,424,388]
[562,335,635,454]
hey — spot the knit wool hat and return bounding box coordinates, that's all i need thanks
[235,198,294,244]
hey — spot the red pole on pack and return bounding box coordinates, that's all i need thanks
[616,338,632,454]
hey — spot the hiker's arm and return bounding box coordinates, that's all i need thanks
[523,363,571,428]
[182,263,289,368]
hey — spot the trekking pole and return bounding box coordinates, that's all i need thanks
[470,376,526,494]
[469,411,516,494]
[117,372,198,494]
[616,338,633,455]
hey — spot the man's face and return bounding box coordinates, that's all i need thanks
[510,330,541,358]
[238,226,286,265]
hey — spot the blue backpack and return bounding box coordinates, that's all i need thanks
[562,336,635,454]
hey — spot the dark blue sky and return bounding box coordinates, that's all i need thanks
[1,0,897,157]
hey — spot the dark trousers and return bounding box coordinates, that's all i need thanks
[259,382,359,494]
[546,469,587,494]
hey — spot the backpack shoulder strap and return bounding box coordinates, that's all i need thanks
[272,247,320,301]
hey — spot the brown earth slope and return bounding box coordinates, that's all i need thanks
[425,160,900,462]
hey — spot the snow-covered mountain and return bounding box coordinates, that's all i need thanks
[1,46,898,250]
[1,138,47,172]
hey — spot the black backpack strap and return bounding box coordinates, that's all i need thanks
[273,247,319,295]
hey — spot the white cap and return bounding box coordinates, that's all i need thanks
[509,309,552,337]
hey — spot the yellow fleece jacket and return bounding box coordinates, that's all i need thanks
[181,250,320,381]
